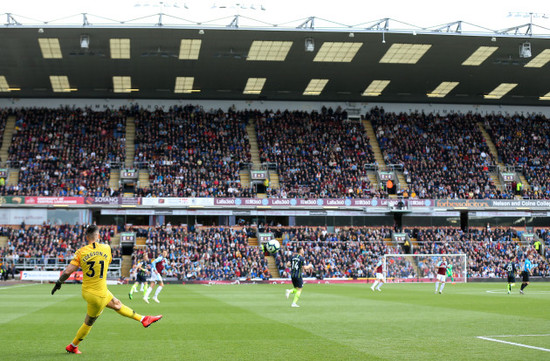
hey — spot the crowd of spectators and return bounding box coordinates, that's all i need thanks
[1,223,549,281]
[1,106,550,200]
[134,106,252,198]
[408,227,549,278]
[273,227,396,278]
[2,107,126,197]
[133,225,270,280]
[485,114,550,199]
[255,107,380,198]
[370,108,504,199]
[0,224,120,267]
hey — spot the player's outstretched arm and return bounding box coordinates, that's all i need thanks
[51,263,79,295]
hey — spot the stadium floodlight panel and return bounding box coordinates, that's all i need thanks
[174,77,195,93]
[178,39,201,60]
[49,75,74,92]
[243,78,266,94]
[484,83,517,99]
[462,46,498,66]
[110,38,131,59]
[0,76,10,92]
[303,79,328,95]
[379,43,431,64]
[247,41,292,61]
[313,42,363,62]
[38,38,62,59]
[525,49,550,68]
[540,91,550,100]
[362,80,390,96]
[113,76,132,93]
[427,81,459,98]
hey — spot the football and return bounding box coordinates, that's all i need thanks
[266,239,281,254]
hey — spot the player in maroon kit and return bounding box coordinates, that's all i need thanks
[435,256,449,294]
[371,258,385,291]
[144,250,167,303]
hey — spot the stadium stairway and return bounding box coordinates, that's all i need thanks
[518,173,531,192]
[0,235,7,248]
[138,169,150,189]
[383,237,394,248]
[109,169,120,190]
[135,237,146,249]
[269,171,280,189]
[362,119,386,167]
[477,123,502,166]
[404,255,422,279]
[121,255,132,277]
[124,117,136,169]
[240,170,251,188]
[0,116,15,165]
[396,172,409,194]
[248,237,258,246]
[477,123,506,191]
[111,234,121,247]
[249,236,279,277]
[266,256,279,277]
[7,169,19,187]
[246,122,262,166]
[363,119,410,193]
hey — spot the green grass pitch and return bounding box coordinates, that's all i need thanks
[1,282,549,360]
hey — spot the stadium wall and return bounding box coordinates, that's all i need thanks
[2,98,550,116]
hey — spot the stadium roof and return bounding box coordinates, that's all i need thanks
[0,26,550,105]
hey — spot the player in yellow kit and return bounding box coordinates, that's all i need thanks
[51,225,162,354]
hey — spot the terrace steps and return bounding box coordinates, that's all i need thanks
[7,169,18,186]
[124,117,136,169]
[121,255,132,278]
[138,170,150,189]
[362,119,386,167]
[0,116,16,165]
[109,169,120,190]
[266,256,279,278]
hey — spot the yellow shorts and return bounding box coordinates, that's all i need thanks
[82,290,114,318]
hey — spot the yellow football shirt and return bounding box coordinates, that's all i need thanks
[70,242,112,297]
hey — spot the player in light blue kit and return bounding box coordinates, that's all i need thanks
[520,254,534,295]
[144,250,168,303]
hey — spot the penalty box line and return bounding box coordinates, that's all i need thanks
[477,335,550,353]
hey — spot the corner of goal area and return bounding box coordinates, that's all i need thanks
[476,334,550,353]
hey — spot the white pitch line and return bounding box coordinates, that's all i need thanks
[0,283,40,290]
[483,334,550,338]
[485,290,550,294]
[477,336,550,352]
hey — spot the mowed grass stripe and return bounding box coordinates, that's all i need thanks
[189,283,550,361]
[1,283,549,360]
[0,284,380,361]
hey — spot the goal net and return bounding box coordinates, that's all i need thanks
[383,254,467,283]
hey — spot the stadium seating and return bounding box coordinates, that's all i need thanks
[408,227,548,277]
[273,227,397,278]
[133,226,271,280]
[270,226,549,279]
[133,106,252,197]
[0,224,120,265]
[3,108,126,196]
[485,114,550,198]
[255,108,379,198]
[370,109,501,199]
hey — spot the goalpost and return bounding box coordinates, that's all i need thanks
[383,254,468,283]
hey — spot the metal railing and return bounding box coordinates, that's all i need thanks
[1,257,122,273]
